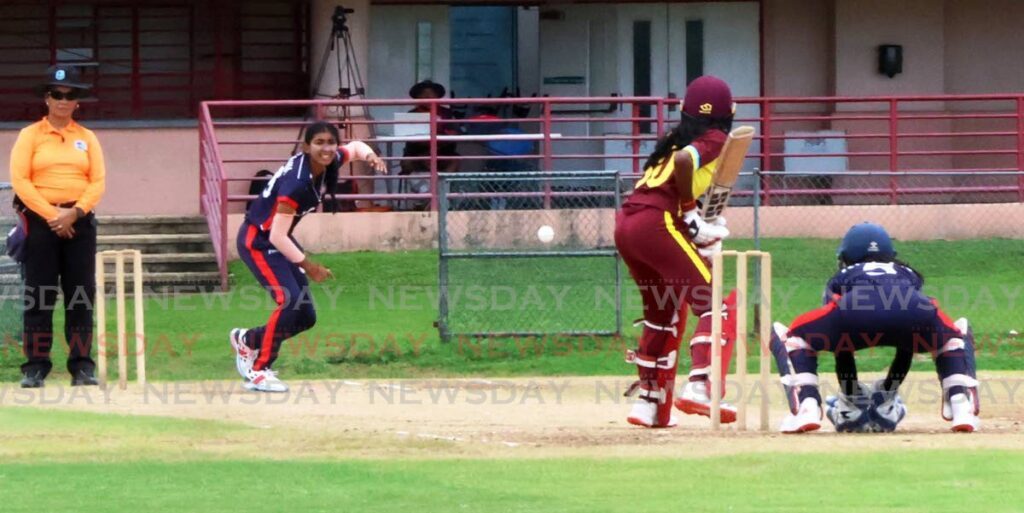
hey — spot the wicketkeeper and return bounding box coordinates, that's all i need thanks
[769,222,981,433]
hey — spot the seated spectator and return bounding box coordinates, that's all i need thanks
[401,80,460,176]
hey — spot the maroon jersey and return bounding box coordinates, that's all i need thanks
[627,129,728,214]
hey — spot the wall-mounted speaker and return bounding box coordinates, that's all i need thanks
[878,44,903,78]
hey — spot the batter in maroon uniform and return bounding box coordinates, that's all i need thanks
[616,76,740,428]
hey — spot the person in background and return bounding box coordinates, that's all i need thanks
[400,79,460,175]
[9,65,105,388]
[399,80,460,210]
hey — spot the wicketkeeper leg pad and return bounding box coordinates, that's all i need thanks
[769,322,801,414]
[939,318,980,420]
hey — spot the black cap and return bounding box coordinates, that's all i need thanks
[36,65,92,96]
[408,79,445,99]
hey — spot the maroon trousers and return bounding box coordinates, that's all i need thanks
[615,203,715,327]
[616,203,735,406]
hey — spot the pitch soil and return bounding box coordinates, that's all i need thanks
[2,371,1021,460]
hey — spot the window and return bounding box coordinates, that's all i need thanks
[633,20,651,133]
[0,0,309,121]
[416,21,433,82]
[685,19,704,84]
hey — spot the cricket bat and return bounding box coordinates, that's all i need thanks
[700,125,756,222]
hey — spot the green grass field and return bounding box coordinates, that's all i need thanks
[1,408,1022,513]
[1,238,1022,512]
[5,454,1023,513]
[1,238,1022,383]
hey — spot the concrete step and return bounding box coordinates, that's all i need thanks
[97,270,219,283]
[2,254,218,277]
[0,215,221,293]
[99,252,218,273]
[0,216,208,236]
[98,271,222,294]
[98,234,213,254]
[97,215,208,236]
[0,271,222,294]
[0,274,21,299]
[0,255,17,275]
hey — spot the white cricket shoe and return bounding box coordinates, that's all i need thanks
[244,368,289,393]
[230,328,257,380]
[949,393,980,433]
[780,397,822,434]
[626,400,678,428]
[674,380,737,424]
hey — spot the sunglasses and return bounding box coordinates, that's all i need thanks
[47,90,80,101]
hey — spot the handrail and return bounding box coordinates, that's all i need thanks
[199,103,229,291]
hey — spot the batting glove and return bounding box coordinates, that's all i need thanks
[683,208,729,245]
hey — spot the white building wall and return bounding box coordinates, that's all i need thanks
[834,0,946,98]
[367,5,451,129]
[944,0,1024,95]
[516,7,541,97]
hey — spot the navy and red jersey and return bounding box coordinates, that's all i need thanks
[823,261,928,311]
[626,129,727,214]
[244,149,350,233]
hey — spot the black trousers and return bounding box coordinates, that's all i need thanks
[20,211,97,378]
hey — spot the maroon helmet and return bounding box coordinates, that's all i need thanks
[681,75,734,120]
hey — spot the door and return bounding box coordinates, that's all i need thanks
[665,2,760,99]
[449,6,517,99]
[539,18,597,172]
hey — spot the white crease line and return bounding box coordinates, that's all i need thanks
[416,433,463,442]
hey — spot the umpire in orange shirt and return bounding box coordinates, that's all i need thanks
[9,65,105,387]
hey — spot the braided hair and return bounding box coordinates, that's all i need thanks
[642,113,734,171]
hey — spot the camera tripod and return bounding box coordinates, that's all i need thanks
[294,5,367,154]
[302,6,380,211]
[311,5,365,99]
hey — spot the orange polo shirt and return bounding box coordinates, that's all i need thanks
[9,117,106,220]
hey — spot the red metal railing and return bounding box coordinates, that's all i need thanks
[200,94,1024,288]
[199,103,228,290]
[741,94,1024,206]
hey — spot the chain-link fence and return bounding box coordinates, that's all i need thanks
[437,171,624,341]
[435,168,1022,350]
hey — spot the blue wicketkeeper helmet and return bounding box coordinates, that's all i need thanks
[837,222,896,265]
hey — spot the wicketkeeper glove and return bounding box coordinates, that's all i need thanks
[824,381,873,433]
[868,380,908,432]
